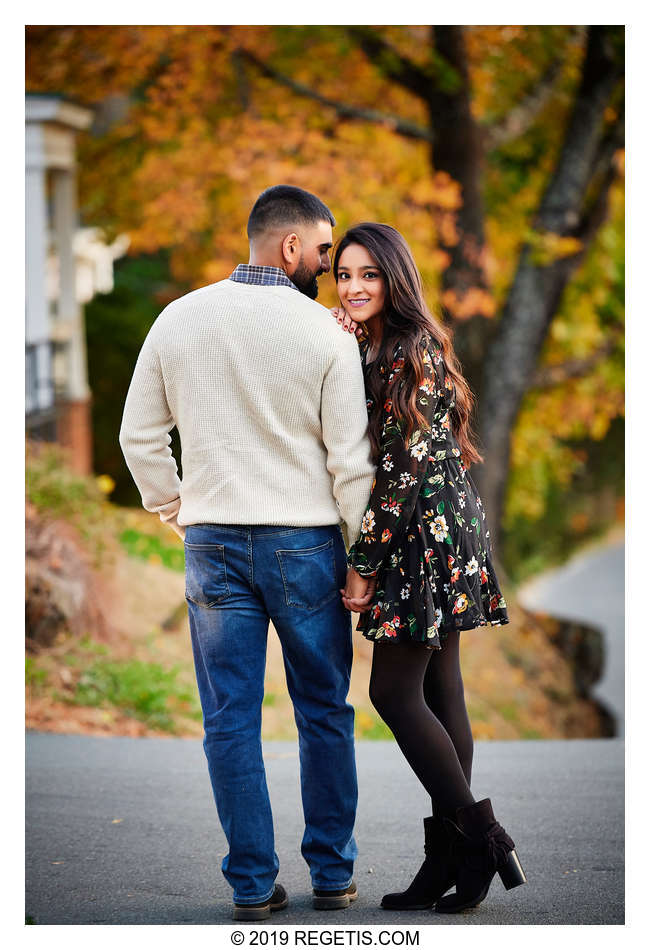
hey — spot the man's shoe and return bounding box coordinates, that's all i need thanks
[233,883,289,921]
[313,881,358,910]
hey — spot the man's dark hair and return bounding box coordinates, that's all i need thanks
[247,185,335,241]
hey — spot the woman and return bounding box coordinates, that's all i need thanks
[331,223,526,913]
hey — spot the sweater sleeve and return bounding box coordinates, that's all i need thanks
[320,335,376,545]
[347,337,442,577]
[118,324,185,539]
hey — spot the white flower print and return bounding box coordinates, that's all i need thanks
[399,472,417,488]
[361,510,375,534]
[458,491,466,509]
[382,453,394,471]
[432,514,448,541]
[400,584,412,599]
[411,441,428,461]
[465,556,479,576]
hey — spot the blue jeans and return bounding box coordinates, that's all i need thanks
[184,523,358,904]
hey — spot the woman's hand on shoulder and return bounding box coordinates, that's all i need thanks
[331,307,365,339]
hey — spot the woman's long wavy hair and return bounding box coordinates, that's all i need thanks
[333,222,482,466]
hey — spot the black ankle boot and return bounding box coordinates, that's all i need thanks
[435,798,526,914]
[381,816,455,910]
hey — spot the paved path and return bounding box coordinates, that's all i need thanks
[518,540,624,734]
[26,733,624,925]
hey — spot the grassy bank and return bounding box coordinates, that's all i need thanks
[26,443,605,740]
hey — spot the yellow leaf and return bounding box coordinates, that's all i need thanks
[96,474,115,496]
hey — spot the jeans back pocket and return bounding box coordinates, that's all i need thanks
[185,542,230,608]
[276,538,338,611]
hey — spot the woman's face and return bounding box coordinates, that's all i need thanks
[336,243,387,324]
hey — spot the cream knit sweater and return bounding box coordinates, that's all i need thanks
[119,279,375,543]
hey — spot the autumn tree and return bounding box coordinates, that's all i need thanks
[26,25,624,567]
[233,25,625,551]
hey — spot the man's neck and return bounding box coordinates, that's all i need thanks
[247,255,286,271]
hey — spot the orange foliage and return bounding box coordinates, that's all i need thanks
[441,287,498,320]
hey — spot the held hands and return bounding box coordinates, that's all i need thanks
[340,567,377,613]
[331,307,366,340]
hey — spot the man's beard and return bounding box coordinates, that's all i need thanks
[292,256,321,300]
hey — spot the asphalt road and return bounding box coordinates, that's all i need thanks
[25,732,624,926]
[518,540,625,734]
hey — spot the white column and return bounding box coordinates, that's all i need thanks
[52,168,90,401]
[53,170,76,322]
[25,134,53,412]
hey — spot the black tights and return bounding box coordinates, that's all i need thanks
[369,632,475,819]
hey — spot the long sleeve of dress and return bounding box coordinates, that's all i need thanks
[347,337,444,578]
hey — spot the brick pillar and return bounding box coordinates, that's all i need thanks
[57,397,93,476]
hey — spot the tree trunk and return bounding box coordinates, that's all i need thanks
[475,27,624,553]
[350,25,494,388]
[428,26,494,389]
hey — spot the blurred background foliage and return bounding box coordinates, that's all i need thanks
[26,24,624,583]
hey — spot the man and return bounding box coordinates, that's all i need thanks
[119,185,376,920]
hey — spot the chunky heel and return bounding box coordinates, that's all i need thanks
[435,799,524,914]
[498,849,527,890]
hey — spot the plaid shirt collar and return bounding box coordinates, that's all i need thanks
[229,263,299,292]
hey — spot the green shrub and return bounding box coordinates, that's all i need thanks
[357,717,393,740]
[119,528,185,572]
[71,658,200,732]
[496,701,520,724]
[26,443,111,562]
[27,443,104,522]
[26,657,48,689]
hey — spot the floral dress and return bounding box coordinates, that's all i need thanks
[347,333,509,650]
